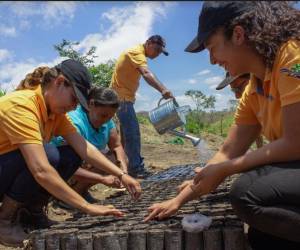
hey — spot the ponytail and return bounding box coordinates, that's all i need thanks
[16,66,59,90]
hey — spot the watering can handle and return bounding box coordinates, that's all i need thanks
[157,97,178,107]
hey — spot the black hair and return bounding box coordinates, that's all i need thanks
[87,86,119,109]
[223,1,300,68]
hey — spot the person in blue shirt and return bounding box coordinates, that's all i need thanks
[52,86,128,203]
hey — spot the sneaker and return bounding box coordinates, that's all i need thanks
[82,191,98,204]
[52,200,74,210]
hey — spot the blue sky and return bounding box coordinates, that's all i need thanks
[0,1,299,112]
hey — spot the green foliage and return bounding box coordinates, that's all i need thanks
[54,39,116,87]
[185,90,216,111]
[137,113,150,125]
[54,39,97,67]
[205,114,234,137]
[167,136,184,145]
[89,59,116,87]
[185,110,234,137]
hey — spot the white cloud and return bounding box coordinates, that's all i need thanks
[0,49,13,62]
[213,93,233,111]
[187,78,197,84]
[0,57,64,92]
[8,1,77,28]
[0,25,17,37]
[134,92,158,112]
[204,76,223,85]
[77,2,174,64]
[175,95,196,110]
[197,69,210,76]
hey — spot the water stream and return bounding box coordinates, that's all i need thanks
[196,139,214,164]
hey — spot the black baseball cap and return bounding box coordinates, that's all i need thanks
[55,59,92,110]
[185,1,255,53]
[147,35,169,56]
[216,72,250,90]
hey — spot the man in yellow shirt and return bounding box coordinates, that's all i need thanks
[111,35,174,178]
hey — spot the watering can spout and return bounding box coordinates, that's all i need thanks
[168,130,201,147]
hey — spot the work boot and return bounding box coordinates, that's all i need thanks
[20,196,57,230]
[0,195,28,247]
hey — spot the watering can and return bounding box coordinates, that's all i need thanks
[148,98,201,147]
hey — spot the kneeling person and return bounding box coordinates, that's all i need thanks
[52,86,128,203]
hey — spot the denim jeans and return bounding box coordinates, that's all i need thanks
[229,161,300,243]
[0,144,81,203]
[117,101,144,174]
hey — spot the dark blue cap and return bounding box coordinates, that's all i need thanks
[55,59,92,110]
[185,1,255,53]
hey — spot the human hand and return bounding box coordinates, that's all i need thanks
[84,203,124,217]
[101,175,121,188]
[161,89,174,99]
[192,163,228,196]
[144,198,181,222]
[120,174,142,200]
[177,180,193,193]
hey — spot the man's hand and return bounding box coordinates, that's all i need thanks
[177,167,204,193]
[191,162,229,195]
[144,198,181,222]
[120,174,142,200]
[161,89,174,99]
[84,203,124,217]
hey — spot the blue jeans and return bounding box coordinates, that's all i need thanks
[0,144,81,203]
[117,101,144,174]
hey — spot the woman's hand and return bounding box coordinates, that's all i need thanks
[192,162,229,195]
[120,174,142,200]
[144,198,181,222]
[84,204,124,217]
[177,180,193,193]
[101,175,122,188]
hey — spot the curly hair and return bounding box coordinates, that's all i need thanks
[88,86,119,108]
[223,1,300,68]
[16,66,59,90]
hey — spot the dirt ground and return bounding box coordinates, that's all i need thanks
[0,124,225,250]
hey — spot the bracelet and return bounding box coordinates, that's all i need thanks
[118,172,128,180]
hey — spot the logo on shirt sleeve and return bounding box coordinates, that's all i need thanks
[280,63,300,79]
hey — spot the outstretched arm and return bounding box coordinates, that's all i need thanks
[137,66,174,99]
[19,143,123,217]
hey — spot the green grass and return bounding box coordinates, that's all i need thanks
[204,114,234,137]
[185,113,235,137]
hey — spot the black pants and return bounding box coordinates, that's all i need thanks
[229,161,300,246]
[0,144,81,203]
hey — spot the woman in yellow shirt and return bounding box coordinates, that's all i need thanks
[0,59,141,247]
[145,2,300,249]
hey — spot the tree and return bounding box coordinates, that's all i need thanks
[185,90,216,112]
[54,39,97,67]
[228,99,238,112]
[89,59,115,88]
[185,90,216,130]
[54,39,115,87]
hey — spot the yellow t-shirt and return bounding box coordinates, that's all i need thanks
[235,39,300,141]
[0,85,77,154]
[111,44,148,102]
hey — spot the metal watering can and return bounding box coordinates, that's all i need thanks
[148,98,201,147]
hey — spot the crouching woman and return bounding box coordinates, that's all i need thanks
[0,59,141,247]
